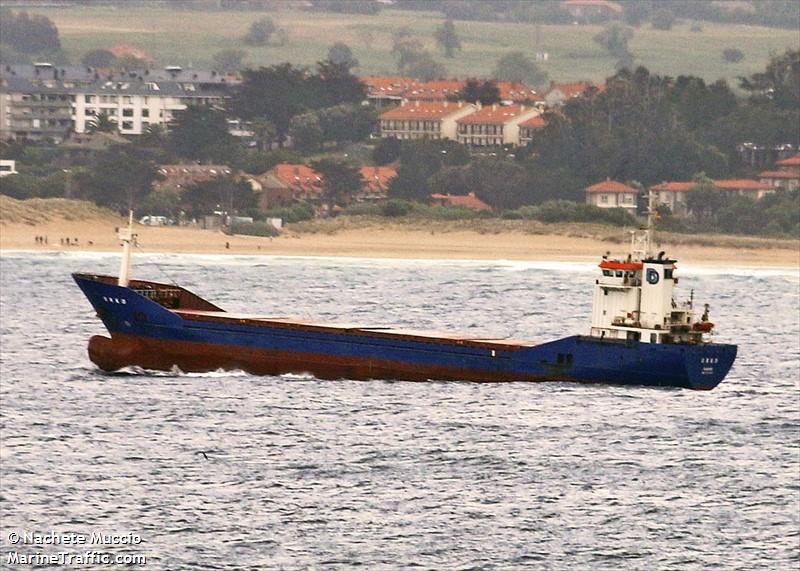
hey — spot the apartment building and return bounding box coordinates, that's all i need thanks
[651,179,775,216]
[0,63,235,140]
[378,100,476,141]
[455,104,541,147]
[362,76,542,107]
[759,154,800,191]
[518,115,546,147]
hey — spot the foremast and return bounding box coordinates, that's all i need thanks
[590,191,712,344]
[118,211,136,287]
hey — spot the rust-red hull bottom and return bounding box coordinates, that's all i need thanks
[88,334,556,383]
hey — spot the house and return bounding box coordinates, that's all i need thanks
[358,166,396,201]
[543,81,602,107]
[258,163,322,209]
[759,154,800,191]
[651,179,775,216]
[362,76,541,107]
[455,104,541,147]
[259,163,398,209]
[378,100,477,141]
[560,0,623,21]
[518,115,547,147]
[430,192,491,211]
[154,164,233,192]
[585,179,638,214]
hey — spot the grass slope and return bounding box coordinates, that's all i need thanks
[38,6,798,85]
[0,195,120,225]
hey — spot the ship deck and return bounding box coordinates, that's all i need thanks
[174,309,535,350]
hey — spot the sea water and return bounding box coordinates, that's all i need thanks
[1,252,798,570]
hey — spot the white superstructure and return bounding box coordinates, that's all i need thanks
[589,192,713,344]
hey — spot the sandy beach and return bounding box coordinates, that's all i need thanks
[2,214,799,268]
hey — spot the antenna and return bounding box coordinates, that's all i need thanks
[118,211,136,287]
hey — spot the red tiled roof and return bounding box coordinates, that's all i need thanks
[379,101,472,120]
[271,164,322,194]
[775,154,800,167]
[430,192,491,211]
[362,77,541,104]
[457,104,536,125]
[561,0,623,13]
[652,179,772,192]
[546,81,603,99]
[359,166,397,193]
[759,170,800,179]
[714,179,772,190]
[586,180,637,194]
[520,115,546,129]
[495,81,539,102]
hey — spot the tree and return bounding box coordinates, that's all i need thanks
[493,52,548,86]
[87,112,116,133]
[372,137,401,165]
[651,9,675,31]
[328,42,359,70]
[212,48,247,72]
[250,117,277,151]
[406,54,447,81]
[310,159,364,213]
[81,49,116,67]
[594,23,635,70]
[685,173,727,222]
[74,146,160,212]
[391,27,426,73]
[0,10,60,54]
[740,49,800,110]
[310,60,368,108]
[168,105,234,161]
[455,79,501,105]
[388,139,444,201]
[317,104,376,144]
[115,54,148,69]
[181,177,256,218]
[722,48,744,63]
[434,19,461,58]
[230,64,308,144]
[243,17,277,46]
[288,112,323,153]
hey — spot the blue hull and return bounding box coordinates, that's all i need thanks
[74,274,737,390]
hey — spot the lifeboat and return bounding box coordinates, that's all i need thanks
[693,321,714,333]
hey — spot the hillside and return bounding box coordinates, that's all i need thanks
[37,5,798,85]
[0,195,121,226]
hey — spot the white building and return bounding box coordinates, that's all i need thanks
[585,179,639,214]
[1,64,236,139]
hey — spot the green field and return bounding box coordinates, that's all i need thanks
[38,5,799,86]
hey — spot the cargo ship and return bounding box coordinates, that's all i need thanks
[74,202,737,390]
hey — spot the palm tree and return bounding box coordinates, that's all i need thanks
[87,111,117,133]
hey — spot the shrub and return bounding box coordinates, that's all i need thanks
[260,203,314,223]
[651,9,675,31]
[344,202,383,216]
[228,221,280,237]
[382,199,414,217]
[503,201,637,226]
[722,48,744,63]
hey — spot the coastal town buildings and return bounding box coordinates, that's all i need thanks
[759,154,800,191]
[361,76,541,108]
[430,192,491,211]
[455,104,541,147]
[258,163,397,209]
[651,179,775,216]
[518,115,547,147]
[584,179,639,214]
[378,100,477,141]
[0,63,236,140]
